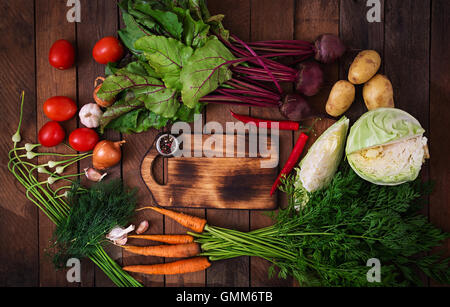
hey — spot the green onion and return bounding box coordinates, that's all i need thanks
[7,92,142,287]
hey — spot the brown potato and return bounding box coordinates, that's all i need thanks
[325,80,356,117]
[348,50,381,85]
[363,74,395,110]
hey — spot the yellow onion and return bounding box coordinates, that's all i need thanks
[93,77,115,108]
[93,140,126,170]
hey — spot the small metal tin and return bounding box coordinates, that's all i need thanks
[155,133,179,157]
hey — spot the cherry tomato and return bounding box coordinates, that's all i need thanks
[43,96,77,122]
[92,36,124,65]
[69,128,99,152]
[38,121,66,147]
[49,39,75,70]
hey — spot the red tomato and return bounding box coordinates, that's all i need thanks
[38,121,66,147]
[49,39,75,70]
[69,128,99,152]
[43,96,77,122]
[92,36,124,64]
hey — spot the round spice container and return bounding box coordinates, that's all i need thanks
[156,133,179,157]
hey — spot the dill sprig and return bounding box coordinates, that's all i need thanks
[52,180,137,268]
[194,164,450,286]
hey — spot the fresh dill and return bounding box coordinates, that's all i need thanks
[51,179,137,268]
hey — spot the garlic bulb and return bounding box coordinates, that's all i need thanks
[79,103,103,128]
[106,225,135,245]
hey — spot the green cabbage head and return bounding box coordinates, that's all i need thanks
[346,108,428,186]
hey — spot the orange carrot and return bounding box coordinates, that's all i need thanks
[123,257,211,275]
[128,234,195,244]
[138,207,207,233]
[122,242,201,258]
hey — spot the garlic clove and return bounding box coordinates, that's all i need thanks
[136,220,149,234]
[84,167,107,182]
[113,236,128,246]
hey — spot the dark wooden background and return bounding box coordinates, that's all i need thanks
[0,0,449,287]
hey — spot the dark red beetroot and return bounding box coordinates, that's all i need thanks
[296,61,324,96]
[279,94,316,121]
[242,33,346,64]
[314,34,346,64]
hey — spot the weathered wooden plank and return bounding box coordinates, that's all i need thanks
[250,0,295,287]
[76,0,120,287]
[294,0,340,287]
[35,0,78,287]
[384,0,430,285]
[36,0,78,286]
[429,0,450,286]
[205,0,252,287]
[116,14,166,288]
[339,0,384,121]
[295,0,340,115]
[0,0,38,287]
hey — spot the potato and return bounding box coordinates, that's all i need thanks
[325,80,356,117]
[348,50,381,85]
[363,74,395,110]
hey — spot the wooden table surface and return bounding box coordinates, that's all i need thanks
[1,0,449,287]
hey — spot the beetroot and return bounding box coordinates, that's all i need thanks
[241,33,346,64]
[313,34,346,64]
[279,94,316,121]
[295,61,324,96]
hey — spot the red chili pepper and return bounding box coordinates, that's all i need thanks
[270,132,309,196]
[230,111,300,131]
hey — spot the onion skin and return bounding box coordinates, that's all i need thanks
[93,140,125,170]
[279,94,316,121]
[314,34,346,64]
[296,61,324,96]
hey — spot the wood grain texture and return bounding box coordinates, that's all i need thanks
[429,0,450,287]
[205,0,252,287]
[294,0,340,214]
[35,0,78,287]
[76,0,120,287]
[0,0,38,287]
[249,0,295,287]
[141,134,278,209]
[383,0,431,285]
[339,0,385,122]
[1,0,449,288]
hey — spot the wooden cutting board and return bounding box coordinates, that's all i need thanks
[140,134,279,209]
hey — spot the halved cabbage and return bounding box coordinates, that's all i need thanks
[346,108,428,185]
[295,116,350,193]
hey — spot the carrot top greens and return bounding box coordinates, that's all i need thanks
[192,164,450,286]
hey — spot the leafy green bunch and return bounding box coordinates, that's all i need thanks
[97,0,235,133]
[193,164,450,286]
[52,180,137,268]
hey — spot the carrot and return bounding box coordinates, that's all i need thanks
[123,257,211,275]
[122,242,201,258]
[137,207,207,233]
[128,234,195,244]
